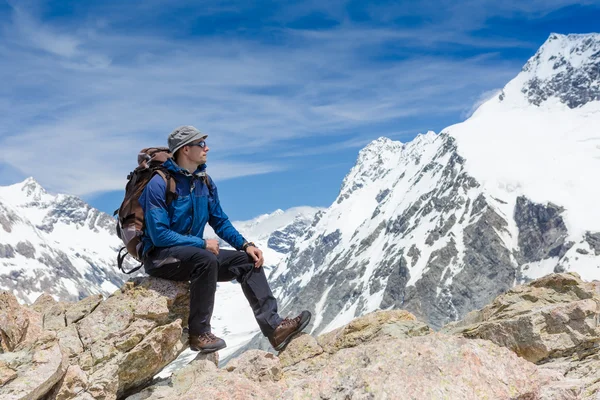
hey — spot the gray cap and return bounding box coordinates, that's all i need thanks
[168,126,208,154]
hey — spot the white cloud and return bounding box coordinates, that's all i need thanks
[8,3,80,57]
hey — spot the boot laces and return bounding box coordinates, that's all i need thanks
[200,332,218,341]
[281,315,300,327]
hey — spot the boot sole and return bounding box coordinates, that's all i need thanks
[199,343,226,354]
[274,312,312,352]
[190,342,227,354]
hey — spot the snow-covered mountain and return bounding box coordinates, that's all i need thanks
[0,178,129,303]
[269,33,600,333]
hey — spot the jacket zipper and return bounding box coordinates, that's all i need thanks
[187,177,195,234]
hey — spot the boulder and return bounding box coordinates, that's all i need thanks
[0,292,43,352]
[0,331,68,400]
[444,272,600,363]
[226,349,282,381]
[0,277,191,400]
[317,309,431,353]
[445,272,600,398]
[53,277,190,399]
[287,333,552,400]
[277,333,322,368]
[128,356,282,400]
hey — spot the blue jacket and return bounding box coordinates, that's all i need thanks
[139,158,246,256]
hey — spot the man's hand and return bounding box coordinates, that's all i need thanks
[246,245,264,268]
[205,239,220,255]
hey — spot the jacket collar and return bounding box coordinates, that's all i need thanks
[164,158,206,177]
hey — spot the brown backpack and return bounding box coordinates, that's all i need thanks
[114,147,178,273]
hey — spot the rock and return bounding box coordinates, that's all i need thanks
[43,302,69,331]
[117,320,186,391]
[278,333,323,368]
[31,293,58,313]
[127,358,282,400]
[226,350,282,381]
[192,351,219,367]
[0,291,43,352]
[51,365,90,400]
[293,333,550,400]
[514,196,569,264]
[65,294,103,325]
[56,325,84,359]
[444,272,600,363]
[51,277,190,399]
[0,332,68,400]
[317,309,431,353]
[445,272,600,398]
[7,271,600,400]
[0,277,191,400]
[585,232,600,255]
[0,360,17,386]
[0,292,30,352]
[86,363,119,400]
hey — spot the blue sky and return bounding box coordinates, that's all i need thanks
[1,0,599,220]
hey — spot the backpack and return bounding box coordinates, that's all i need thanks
[114,147,178,274]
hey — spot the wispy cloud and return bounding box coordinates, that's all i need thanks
[278,136,373,158]
[0,0,594,197]
[8,2,80,57]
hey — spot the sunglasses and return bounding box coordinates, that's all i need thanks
[187,141,206,148]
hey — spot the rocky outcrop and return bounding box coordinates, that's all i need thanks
[4,272,600,399]
[444,272,600,398]
[514,196,570,264]
[0,277,190,400]
[267,222,309,254]
[0,291,43,352]
[130,308,568,400]
[586,232,600,256]
[130,273,600,399]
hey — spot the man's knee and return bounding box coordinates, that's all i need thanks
[189,248,219,276]
[227,250,253,265]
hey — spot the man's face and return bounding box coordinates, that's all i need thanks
[187,140,209,165]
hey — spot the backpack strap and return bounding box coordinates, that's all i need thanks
[154,169,178,206]
[117,246,143,274]
[201,174,214,197]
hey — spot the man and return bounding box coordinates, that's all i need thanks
[139,125,310,353]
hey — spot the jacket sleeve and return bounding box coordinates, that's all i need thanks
[207,178,247,250]
[141,175,206,249]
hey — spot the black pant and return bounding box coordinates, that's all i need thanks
[144,246,282,337]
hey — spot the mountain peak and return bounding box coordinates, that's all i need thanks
[523,33,600,78]
[22,176,46,194]
[356,137,404,166]
[501,32,600,109]
[361,136,399,151]
[0,177,50,206]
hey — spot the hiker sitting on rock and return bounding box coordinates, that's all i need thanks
[139,125,311,354]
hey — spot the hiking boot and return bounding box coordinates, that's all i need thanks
[188,332,226,353]
[268,310,311,352]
